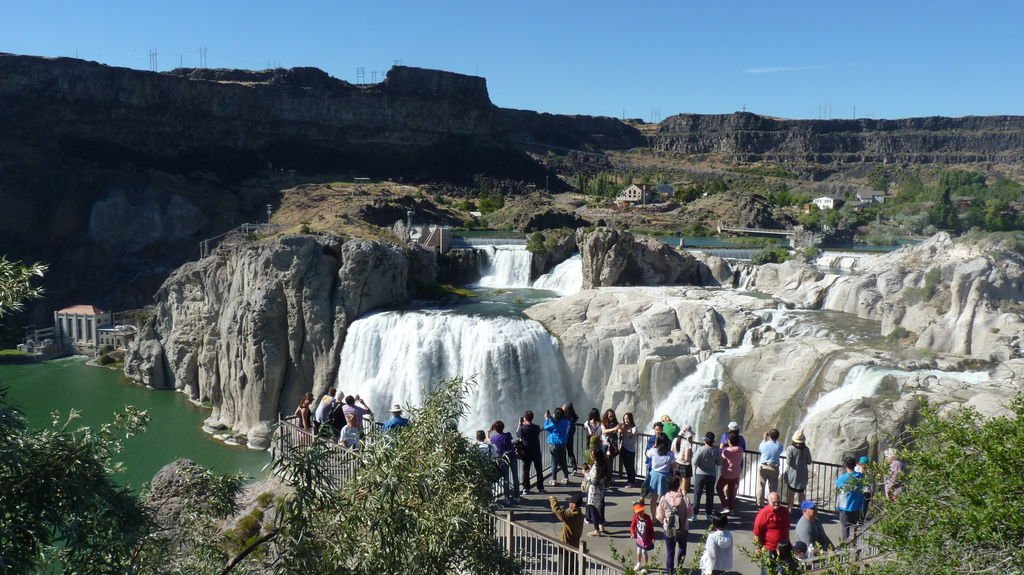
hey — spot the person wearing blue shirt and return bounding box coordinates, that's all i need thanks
[544,407,572,486]
[757,428,784,507]
[381,404,410,431]
[835,455,866,541]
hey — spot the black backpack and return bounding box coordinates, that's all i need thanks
[512,439,527,460]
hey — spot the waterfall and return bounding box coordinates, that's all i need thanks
[803,365,990,422]
[650,338,756,434]
[337,310,567,433]
[477,246,533,288]
[754,308,831,339]
[532,254,583,296]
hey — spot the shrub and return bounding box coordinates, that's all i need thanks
[526,232,547,255]
[751,247,793,265]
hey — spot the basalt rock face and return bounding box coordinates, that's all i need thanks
[653,112,1024,164]
[0,53,637,317]
[745,232,1024,360]
[124,235,416,449]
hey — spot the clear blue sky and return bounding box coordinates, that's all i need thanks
[3,0,1022,120]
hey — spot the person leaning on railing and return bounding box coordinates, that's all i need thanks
[783,430,812,509]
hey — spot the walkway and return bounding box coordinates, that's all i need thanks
[499,475,846,574]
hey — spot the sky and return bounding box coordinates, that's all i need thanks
[3,0,1023,120]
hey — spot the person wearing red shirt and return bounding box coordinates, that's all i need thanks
[753,492,790,552]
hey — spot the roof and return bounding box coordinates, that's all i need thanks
[56,305,106,315]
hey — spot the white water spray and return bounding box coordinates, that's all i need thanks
[477,246,534,288]
[532,254,583,296]
[337,310,567,433]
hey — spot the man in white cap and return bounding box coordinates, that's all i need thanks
[719,421,747,451]
[381,403,409,431]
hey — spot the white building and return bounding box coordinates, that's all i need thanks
[812,196,837,210]
[54,305,111,353]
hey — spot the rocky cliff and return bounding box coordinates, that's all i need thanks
[576,228,704,288]
[124,235,428,448]
[653,112,1024,164]
[745,233,1024,360]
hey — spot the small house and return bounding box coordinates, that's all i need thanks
[812,196,837,210]
[54,305,112,354]
[615,184,658,206]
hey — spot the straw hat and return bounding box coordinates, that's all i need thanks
[792,429,806,444]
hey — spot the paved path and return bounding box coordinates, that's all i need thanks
[498,475,846,574]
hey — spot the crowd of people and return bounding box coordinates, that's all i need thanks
[296,391,907,575]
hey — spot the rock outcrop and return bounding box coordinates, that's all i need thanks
[745,233,1024,360]
[653,112,1024,164]
[576,228,703,289]
[124,235,417,448]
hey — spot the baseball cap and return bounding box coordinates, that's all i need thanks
[632,502,646,513]
[800,500,817,511]
[727,421,739,431]
[858,456,870,465]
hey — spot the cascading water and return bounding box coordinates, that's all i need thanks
[532,254,583,296]
[650,337,756,434]
[337,310,568,433]
[802,365,990,422]
[477,246,533,288]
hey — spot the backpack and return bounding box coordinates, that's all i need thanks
[663,496,690,541]
[512,438,527,460]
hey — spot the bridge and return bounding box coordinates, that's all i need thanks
[716,221,822,249]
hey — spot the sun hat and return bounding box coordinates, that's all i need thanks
[632,502,646,514]
[390,403,403,413]
[792,430,806,444]
[727,421,739,431]
[800,500,817,511]
[858,455,870,465]
[681,425,695,439]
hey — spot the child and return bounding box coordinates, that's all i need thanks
[629,501,655,572]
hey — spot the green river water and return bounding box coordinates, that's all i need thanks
[0,357,269,489]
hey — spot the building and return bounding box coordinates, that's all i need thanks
[97,324,138,350]
[856,191,887,204]
[615,184,659,206]
[54,305,111,354]
[812,196,838,210]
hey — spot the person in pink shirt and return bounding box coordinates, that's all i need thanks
[716,433,744,514]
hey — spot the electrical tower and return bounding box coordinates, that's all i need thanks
[149,50,158,71]
[356,67,365,85]
[199,46,208,68]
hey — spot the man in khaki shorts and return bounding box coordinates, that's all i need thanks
[756,428,783,507]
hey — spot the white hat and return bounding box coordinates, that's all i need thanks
[390,403,403,413]
[727,421,739,431]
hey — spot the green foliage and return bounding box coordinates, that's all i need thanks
[299,223,312,234]
[478,189,505,214]
[0,390,154,574]
[455,199,476,212]
[864,396,1024,574]
[0,256,47,317]
[734,163,798,179]
[526,231,547,255]
[868,166,890,192]
[751,247,793,265]
[767,188,812,207]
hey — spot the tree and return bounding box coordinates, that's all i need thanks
[526,231,547,255]
[0,256,46,317]
[863,396,1024,575]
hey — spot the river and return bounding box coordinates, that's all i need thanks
[0,357,269,489]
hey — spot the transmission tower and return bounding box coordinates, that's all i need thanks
[356,67,365,85]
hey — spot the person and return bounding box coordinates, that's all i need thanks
[619,412,639,488]
[517,410,545,494]
[795,500,834,556]
[720,421,747,451]
[835,455,866,541]
[644,433,674,518]
[476,429,498,460]
[342,394,373,431]
[294,392,314,434]
[338,422,360,449]
[644,421,664,473]
[771,540,802,574]
[672,425,695,493]
[563,402,581,472]
[629,501,655,572]
[584,408,602,446]
[549,494,585,575]
[545,407,572,486]
[660,415,680,441]
[792,541,810,563]
[692,431,720,519]
[600,408,621,483]
[753,492,790,554]
[313,387,336,434]
[381,403,409,431]
[489,420,520,505]
[583,447,608,536]
[884,448,905,501]
[757,428,783,507]
[855,455,869,474]
[717,433,743,514]
[856,455,874,518]
[656,475,692,575]
[700,513,734,575]
[783,430,812,509]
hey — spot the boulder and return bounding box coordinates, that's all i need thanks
[575,227,701,289]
